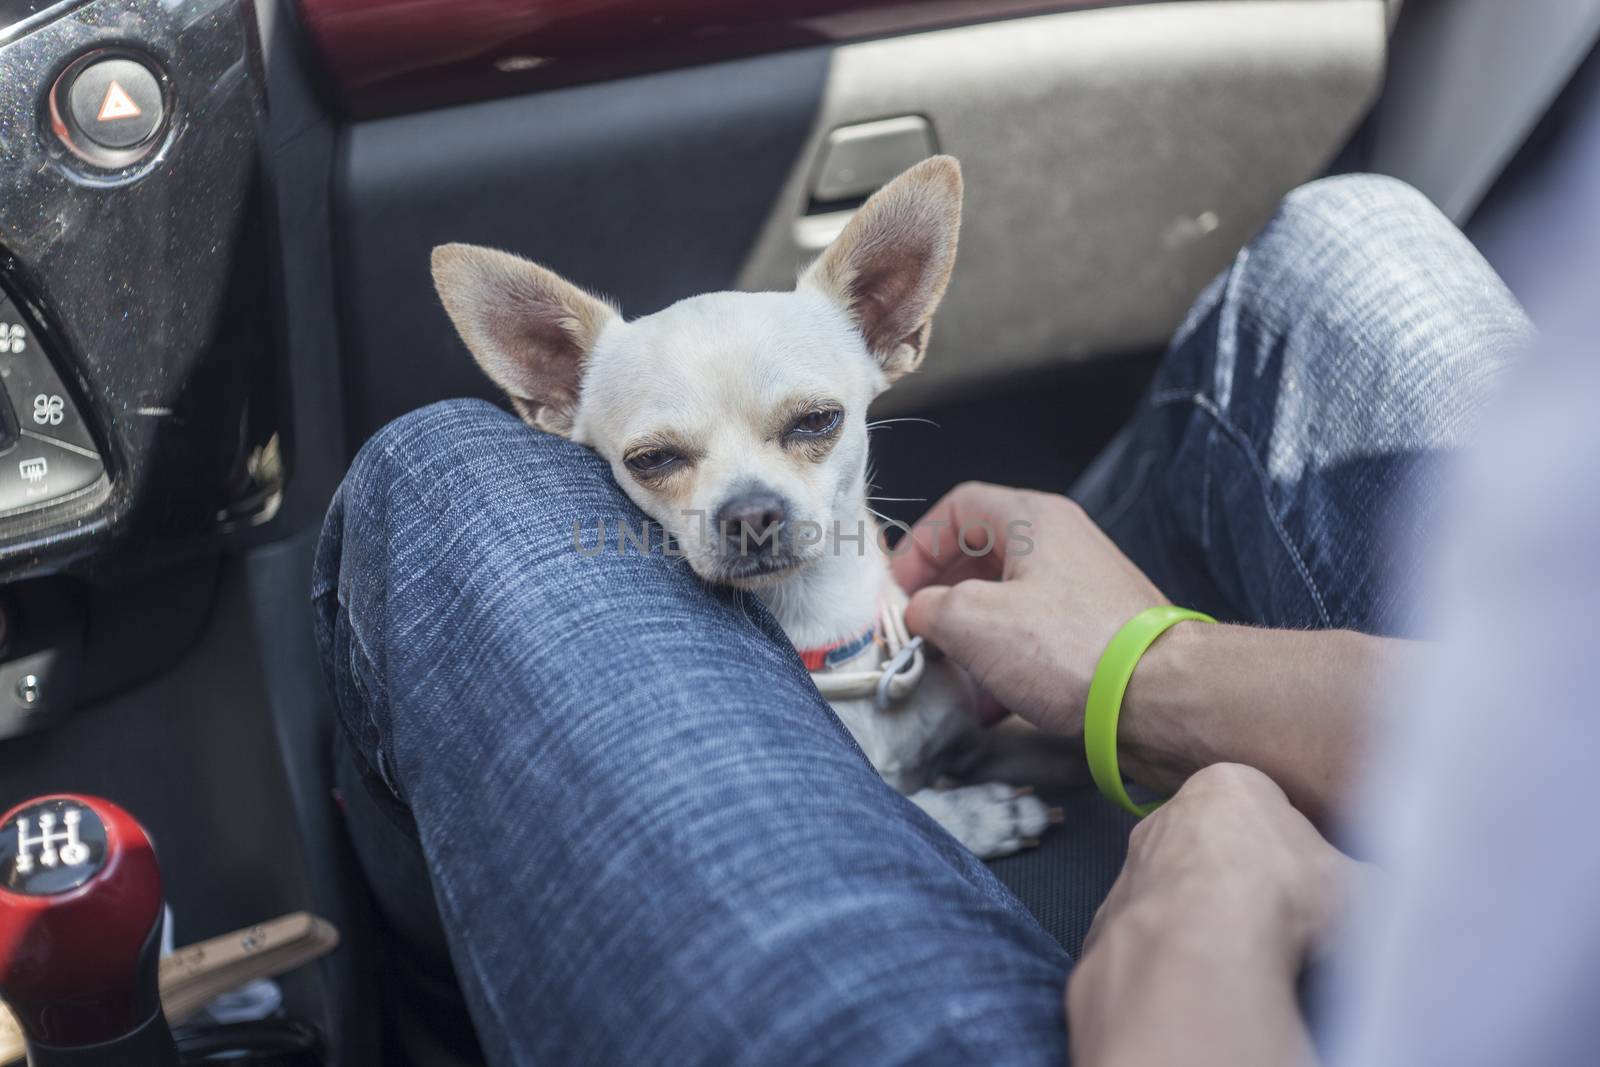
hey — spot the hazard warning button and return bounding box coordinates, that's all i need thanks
[65,58,164,151]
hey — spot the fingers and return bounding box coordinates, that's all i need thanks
[891,481,1036,592]
[891,547,999,594]
[904,578,1002,662]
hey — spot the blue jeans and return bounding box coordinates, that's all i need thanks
[1074,176,1531,632]
[312,175,1529,1066]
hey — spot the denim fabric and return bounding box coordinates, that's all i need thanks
[312,173,1530,1065]
[1073,175,1533,633]
[312,408,1071,1066]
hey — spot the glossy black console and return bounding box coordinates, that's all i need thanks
[0,1,71,34]
[0,289,110,525]
[0,0,282,578]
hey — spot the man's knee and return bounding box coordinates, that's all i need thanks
[1190,175,1472,404]
[1215,174,1529,459]
[323,397,588,612]
[346,397,605,502]
[316,398,597,771]
[1242,173,1466,330]
[1277,172,1442,241]
[354,398,525,480]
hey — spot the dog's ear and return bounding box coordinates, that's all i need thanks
[431,244,618,435]
[800,155,962,383]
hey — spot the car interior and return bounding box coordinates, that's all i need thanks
[1,0,1598,1062]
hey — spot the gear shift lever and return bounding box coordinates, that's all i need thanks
[0,795,177,1066]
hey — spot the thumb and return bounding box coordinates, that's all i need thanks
[904,585,951,644]
[908,580,1002,677]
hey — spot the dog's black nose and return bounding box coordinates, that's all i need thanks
[716,492,788,553]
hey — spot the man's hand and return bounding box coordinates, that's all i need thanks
[891,481,1165,735]
[1083,763,1354,961]
[1067,764,1364,1067]
[893,481,1406,822]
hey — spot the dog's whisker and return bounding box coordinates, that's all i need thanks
[866,417,942,430]
[866,495,926,503]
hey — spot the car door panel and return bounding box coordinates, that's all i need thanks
[332,0,1388,438]
[737,0,1388,411]
[336,47,830,445]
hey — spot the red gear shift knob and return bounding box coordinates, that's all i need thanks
[0,795,177,1064]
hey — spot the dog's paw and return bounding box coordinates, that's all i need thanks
[908,783,1062,860]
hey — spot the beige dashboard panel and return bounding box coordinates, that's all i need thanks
[736,0,1388,411]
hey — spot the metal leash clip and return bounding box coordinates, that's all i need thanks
[875,636,925,710]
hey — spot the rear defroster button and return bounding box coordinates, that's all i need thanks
[0,437,104,514]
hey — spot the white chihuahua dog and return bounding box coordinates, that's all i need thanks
[431,156,1058,858]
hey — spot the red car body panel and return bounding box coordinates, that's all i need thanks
[296,0,1112,116]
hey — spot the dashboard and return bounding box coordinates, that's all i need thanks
[0,0,287,747]
[0,0,280,580]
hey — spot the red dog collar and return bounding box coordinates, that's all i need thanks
[797,624,878,671]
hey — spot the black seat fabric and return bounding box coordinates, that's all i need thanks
[991,789,1137,958]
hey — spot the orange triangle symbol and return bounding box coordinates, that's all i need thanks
[97,81,142,122]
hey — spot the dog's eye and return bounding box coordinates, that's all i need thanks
[625,448,680,475]
[788,408,842,437]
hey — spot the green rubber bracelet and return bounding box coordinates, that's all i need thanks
[1084,605,1215,817]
